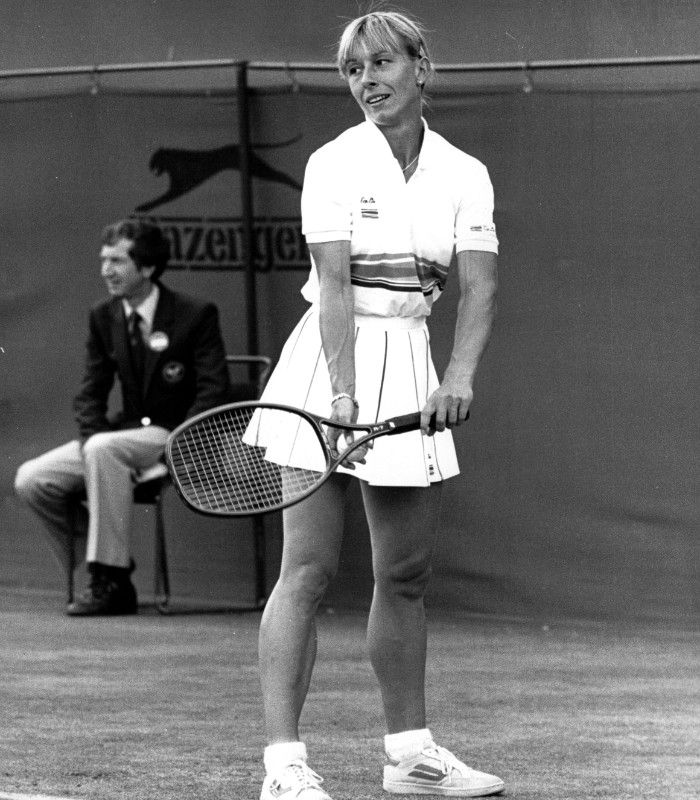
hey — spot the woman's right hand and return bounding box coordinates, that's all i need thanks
[327,395,369,468]
[312,239,364,466]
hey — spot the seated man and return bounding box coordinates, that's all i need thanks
[15,219,230,616]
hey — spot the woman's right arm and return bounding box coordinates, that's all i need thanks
[312,240,363,460]
[313,240,354,399]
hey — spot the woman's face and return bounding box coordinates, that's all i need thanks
[344,46,426,127]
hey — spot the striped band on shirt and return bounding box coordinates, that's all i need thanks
[351,252,448,296]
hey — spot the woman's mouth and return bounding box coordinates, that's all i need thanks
[366,93,390,106]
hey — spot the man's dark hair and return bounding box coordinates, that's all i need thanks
[101,219,170,281]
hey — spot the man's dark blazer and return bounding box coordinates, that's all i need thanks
[73,283,230,441]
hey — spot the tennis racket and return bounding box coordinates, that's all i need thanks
[165,401,465,516]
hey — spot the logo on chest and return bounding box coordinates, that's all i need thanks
[360,196,379,220]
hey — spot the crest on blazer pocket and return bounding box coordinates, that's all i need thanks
[162,361,185,383]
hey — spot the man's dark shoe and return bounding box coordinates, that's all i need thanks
[66,563,138,616]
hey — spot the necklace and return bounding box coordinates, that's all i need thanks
[401,152,420,172]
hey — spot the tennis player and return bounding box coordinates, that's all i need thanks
[257,10,503,799]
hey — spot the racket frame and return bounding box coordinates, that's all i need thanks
[165,401,423,517]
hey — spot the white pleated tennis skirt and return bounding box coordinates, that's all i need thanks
[258,306,459,486]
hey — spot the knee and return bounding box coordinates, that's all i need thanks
[279,559,337,608]
[374,552,433,601]
[81,432,115,462]
[14,460,40,500]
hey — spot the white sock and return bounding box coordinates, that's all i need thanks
[264,741,307,775]
[385,728,434,762]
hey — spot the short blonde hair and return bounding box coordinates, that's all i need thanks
[337,10,433,81]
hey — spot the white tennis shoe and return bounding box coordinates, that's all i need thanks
[383,743,504,796]
[260,758,333,799]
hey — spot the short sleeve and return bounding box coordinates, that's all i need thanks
[301,146,353,244]
[455,161,499,255]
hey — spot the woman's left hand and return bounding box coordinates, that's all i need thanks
[421,382,473,435]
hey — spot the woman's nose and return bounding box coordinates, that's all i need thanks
[360,65,377,86]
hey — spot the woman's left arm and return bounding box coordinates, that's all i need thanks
[421,249,498,434]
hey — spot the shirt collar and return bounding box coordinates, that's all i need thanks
[360,117,435,172]
[122,283,159,334]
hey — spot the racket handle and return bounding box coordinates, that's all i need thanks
[388,409,470,435]
[387,412,419,434]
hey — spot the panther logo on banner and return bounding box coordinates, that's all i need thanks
[133,137,306,272]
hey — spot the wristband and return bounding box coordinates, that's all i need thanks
[331,392,358,409]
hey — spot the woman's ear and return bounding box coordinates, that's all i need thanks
[415,56,430,88]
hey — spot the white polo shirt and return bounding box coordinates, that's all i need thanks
[301,119,498,318]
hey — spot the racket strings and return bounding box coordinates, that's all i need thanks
[168,407,325,514]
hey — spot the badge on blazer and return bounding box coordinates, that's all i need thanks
[162,361,185,383]
[148,331,169,352]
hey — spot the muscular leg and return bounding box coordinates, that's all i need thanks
[258,473,349,743]
[361,482,443,733]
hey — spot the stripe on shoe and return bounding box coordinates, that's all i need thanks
[408,763,448,782]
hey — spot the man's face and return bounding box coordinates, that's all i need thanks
[100,237,154,301]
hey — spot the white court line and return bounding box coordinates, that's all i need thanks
[0,793,82,800]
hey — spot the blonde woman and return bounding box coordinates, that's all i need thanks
[258,10,503,799]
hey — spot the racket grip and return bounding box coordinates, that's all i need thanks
[387,412,423,434]
[389,409,470,435]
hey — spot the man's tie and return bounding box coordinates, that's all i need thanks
[128,310,146,382]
